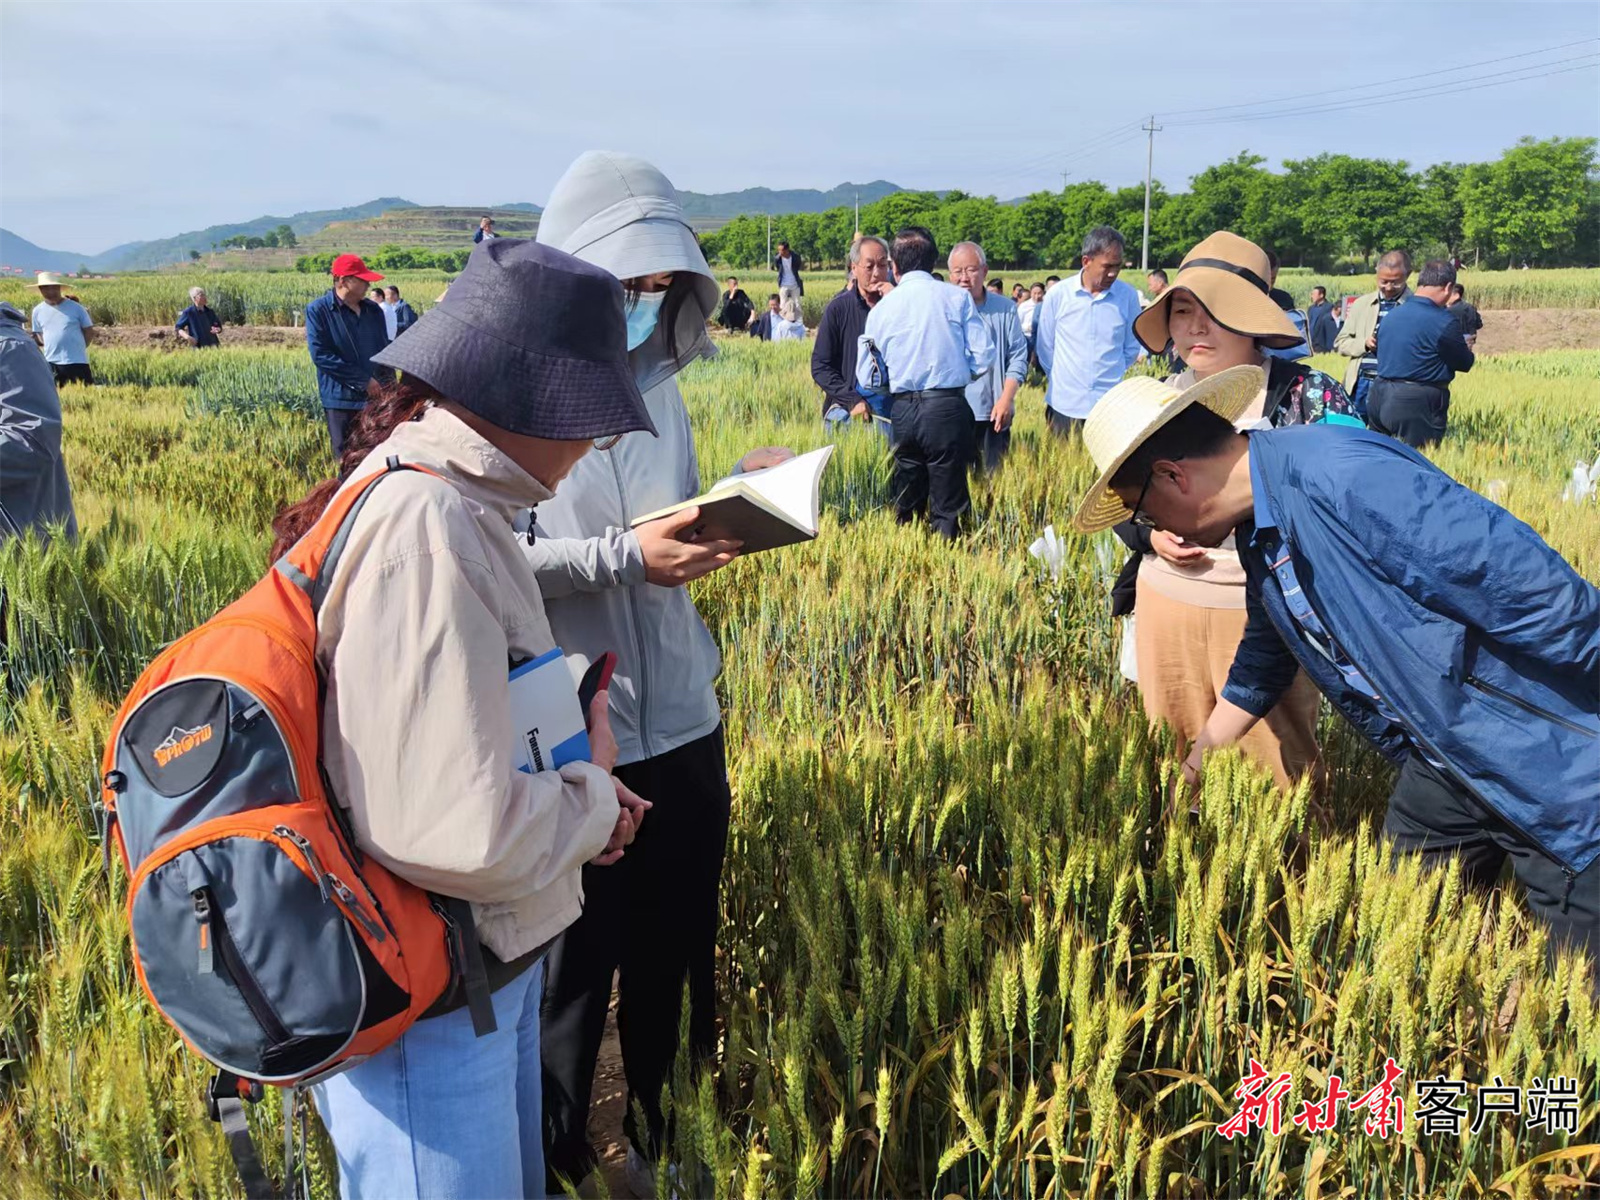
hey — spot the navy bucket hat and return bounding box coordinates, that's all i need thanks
[372,239,656,439]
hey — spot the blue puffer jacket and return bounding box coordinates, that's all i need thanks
[1223,425,1600,873]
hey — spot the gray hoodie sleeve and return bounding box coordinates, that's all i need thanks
[521,524,648,599]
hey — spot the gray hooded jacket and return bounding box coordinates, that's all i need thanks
[0,302,77,543]
[521,152,723,766]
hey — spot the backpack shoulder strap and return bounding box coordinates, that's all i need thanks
[274,458,442,616]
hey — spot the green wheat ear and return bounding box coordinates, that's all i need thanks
[1,336,1595,1198]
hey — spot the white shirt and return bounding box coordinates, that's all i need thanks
[1034,271,1145,417]
[857,271,992,394]
[770,317,806,342]
[378,300,398,341]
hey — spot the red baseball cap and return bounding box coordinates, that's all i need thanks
[330,253,384,282]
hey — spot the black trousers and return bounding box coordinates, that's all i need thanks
[972,420,1011,474]
[1368,379,1449,448]
[323,407,357,461]
[889,390,975,540]
[1384,755,1598,982]
[1045,407,1083,439]
[541,726,732,1187]
[50,362,93,387]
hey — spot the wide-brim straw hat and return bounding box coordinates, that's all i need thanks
[372,238,656,441]
[1072,363,1264,533]
[1134,231,1301,353]
[32,271,68,288]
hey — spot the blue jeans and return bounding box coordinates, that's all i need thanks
[314,957,546,1200]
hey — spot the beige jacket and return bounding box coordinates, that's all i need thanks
[315,406,618,961]
[1333,286,1410,393]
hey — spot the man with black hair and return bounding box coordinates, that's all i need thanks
[1145,268,1168,305]
[1447,282,1483,347]
[856,226,992,538]
[1335,249,1412,419]
[773,240,804,315]
[1071,370,1599,982]
[749,294,781,341]
[1306,285,1337,353]
[1368,259,1474,447]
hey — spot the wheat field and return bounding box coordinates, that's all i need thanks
[1,341,1597,1198]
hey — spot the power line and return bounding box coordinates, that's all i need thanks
[981,122,1145,185]
[1156,36,1598,119]
[1165,56,1600,128]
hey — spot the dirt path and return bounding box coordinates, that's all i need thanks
[590,995,633,1198]
[92,324,307,350]
[1470,308,1600,355]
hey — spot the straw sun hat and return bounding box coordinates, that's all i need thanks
[1071,363,1264,533]
[32,271,68,288]
[1133,231,1301,353]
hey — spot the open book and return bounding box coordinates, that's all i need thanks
[630,445,835,555]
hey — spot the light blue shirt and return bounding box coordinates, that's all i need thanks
[964,291,1029,420]
[30,299,93,366]
[770,317,806,342]
[857,271,992,394]
[777,255,799,289]
[1035,271,1143,417]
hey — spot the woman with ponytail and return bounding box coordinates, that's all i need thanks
[277,239,654,1200]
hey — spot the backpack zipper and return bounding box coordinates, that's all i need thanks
[272,825,385,941]
[194,885,291,1046]
[1465,675,1596,738]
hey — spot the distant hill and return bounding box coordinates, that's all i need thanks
[0,228,86,275]
[299,207,544,257]
[674,180,905,219]
[1,182,915,277]
[94,198,420,271]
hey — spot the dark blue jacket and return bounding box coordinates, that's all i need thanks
[1375,294,1474,385]
[1224,426,1600,872]
[305,290,390,410]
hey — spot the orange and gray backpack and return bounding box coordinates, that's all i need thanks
[100,460,496,1197]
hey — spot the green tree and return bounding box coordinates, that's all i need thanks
[274,224,297,249]
[1298,154,1423,266]
[1176,152,1271,248]
[188,249,202,262]
[1460,135,1597,267]
[1418,162,1468,259]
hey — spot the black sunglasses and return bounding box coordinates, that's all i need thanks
[1129,467,1158,529]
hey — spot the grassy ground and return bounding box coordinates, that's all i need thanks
[1,342,1596,1197]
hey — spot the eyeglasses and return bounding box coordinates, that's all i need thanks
[1128,467,1158,528]
[594,434,624,451]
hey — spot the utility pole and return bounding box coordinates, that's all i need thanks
[766,214,772,266]
[1061,170,1071,191]
[854,193,859,235]
[1141,115,1162,272]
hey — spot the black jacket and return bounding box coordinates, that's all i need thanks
[1307,302,1337,353]
[717,289,753,331]
[773,252,804,294]
[810,286,873,415]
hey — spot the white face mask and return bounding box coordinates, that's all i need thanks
[626,290,667,350]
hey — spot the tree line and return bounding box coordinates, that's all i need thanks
[294,245,470,274]
[700,137,1598,272]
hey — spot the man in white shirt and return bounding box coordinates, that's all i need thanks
[856,226,991,539]
[1034,226,1144,436]
[28,272,96,387]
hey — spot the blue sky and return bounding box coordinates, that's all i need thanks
[2,0,1596,254]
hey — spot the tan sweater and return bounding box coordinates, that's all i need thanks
[1136,364,1268,610]
[316,406,618,961]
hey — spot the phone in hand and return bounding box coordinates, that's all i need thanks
[577,651,618,716]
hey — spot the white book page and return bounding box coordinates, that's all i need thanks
[708,446,834,534]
